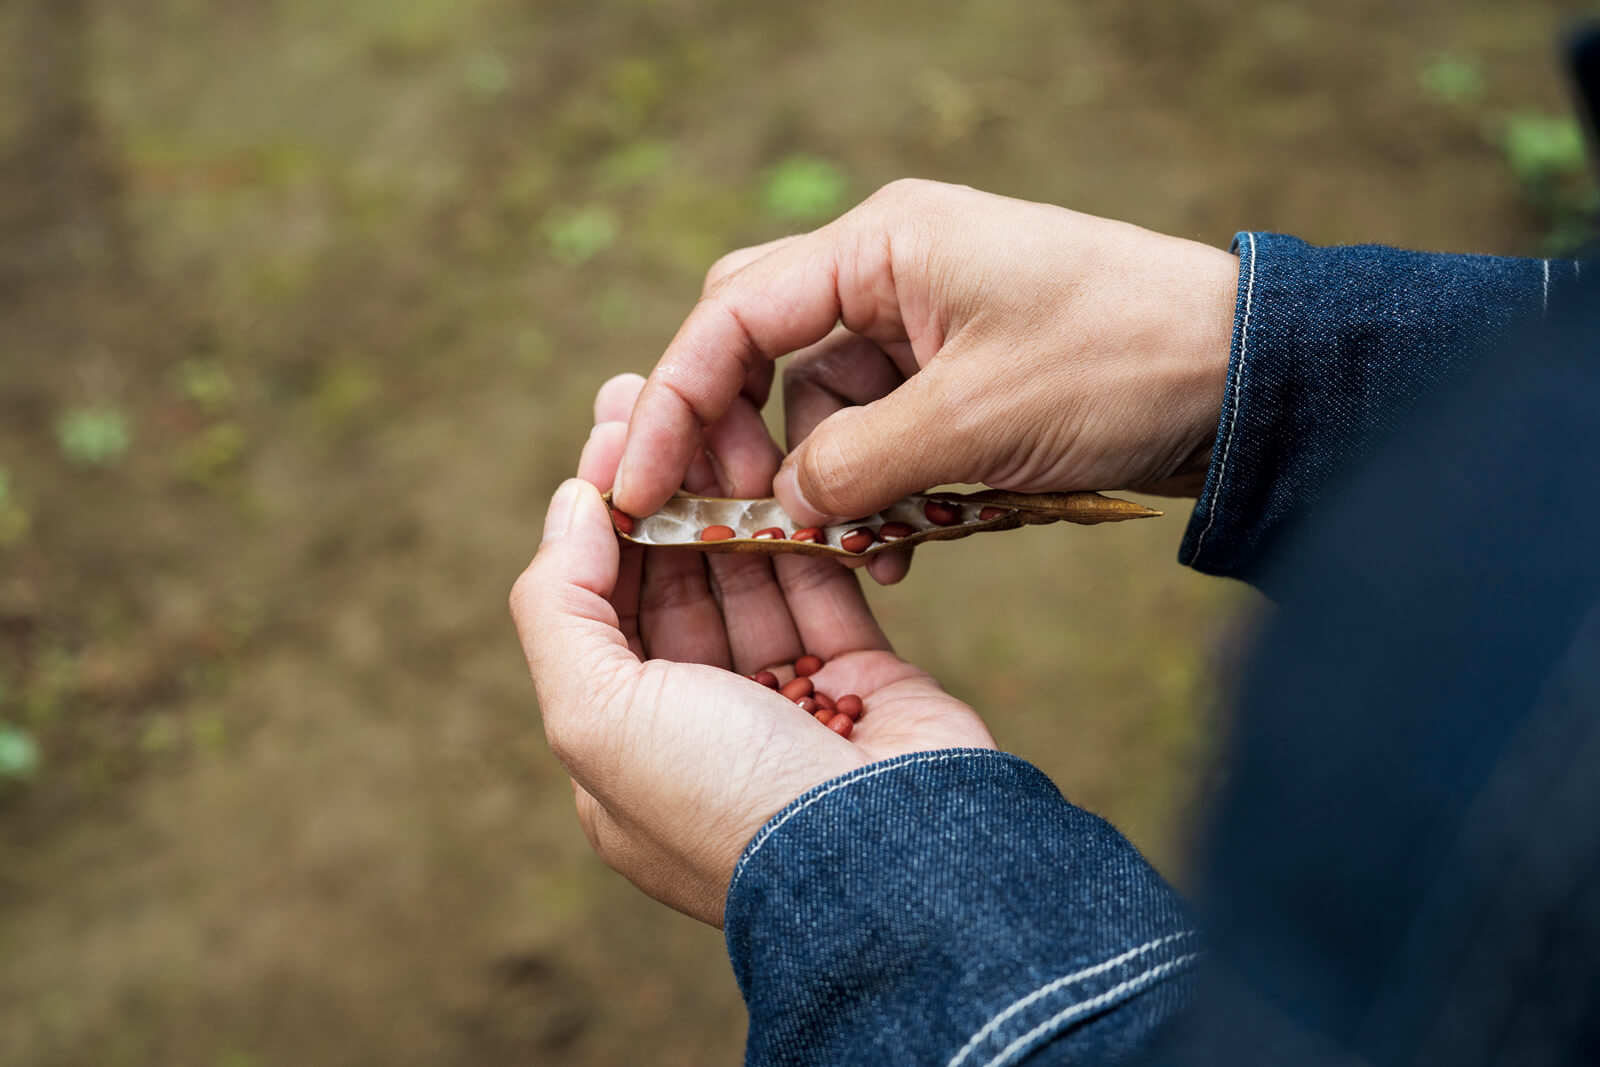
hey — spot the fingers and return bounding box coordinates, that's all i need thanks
[781,326,907,451]
[773,363,976,526]
[613,191,920,518]
[865,548,913,586]
[702,236,803,411]
[577,421,644,655]
[700,395,786,501]
[696,396,805,672]
[594,373,646,424]
[510,481,641,771]
[779,327,919,585]
[771,554,893,660]
[701,235,803,295]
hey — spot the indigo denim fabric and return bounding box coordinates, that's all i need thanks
[725,751,1197,1066]
[1153,265,1600,1065]
[723,250,1599,1066]
[1180,233,1582,586]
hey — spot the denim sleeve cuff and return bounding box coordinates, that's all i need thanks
[1180,233,1578,584]
[724,749,1198,1067]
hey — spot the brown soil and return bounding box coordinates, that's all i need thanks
[0,1,1587,1063]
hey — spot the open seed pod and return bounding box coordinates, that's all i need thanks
[603,489,1159,557]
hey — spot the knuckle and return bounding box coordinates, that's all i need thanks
[507,564,539,624]
[868,177,938,213]
[799,431,861,514]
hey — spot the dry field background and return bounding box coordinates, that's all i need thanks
[0,1,1591,1063]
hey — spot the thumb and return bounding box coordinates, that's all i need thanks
[776,368,989,524]
[510,479,639,763]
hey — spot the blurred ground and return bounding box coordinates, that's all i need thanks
[0,1,1591,1064]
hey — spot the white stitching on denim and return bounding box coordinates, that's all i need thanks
[977,952,1201,1067]
[1191,232,1258,563]
[1543,259,1551,314]
[946,931,1197,1067]
[729,751,987,894]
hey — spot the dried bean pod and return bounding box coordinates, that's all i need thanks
[602,488,1158,558]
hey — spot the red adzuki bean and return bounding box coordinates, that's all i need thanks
[610,509,636,535]
[700,524,736,541]
[752,670,779,689]
[835,694,864,720]
[812,691,834,710]
[814,708,834,723]
[923,500,961,526]
[978,507,1012,521]
[795,696,819,713]
[826,714,854,738]
[877,521,915,542]
[840,527,876,553]
[779,677,814,701]
[794,654,823,677]
[752,527,787,540]
[792,527,824,543]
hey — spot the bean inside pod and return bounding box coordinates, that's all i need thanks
[603,489,1159,557]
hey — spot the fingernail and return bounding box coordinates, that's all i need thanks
[775,465,832,526]
[611,454,630,506]
[541,479,584,544]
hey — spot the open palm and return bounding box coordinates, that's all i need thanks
[510,374,994,926]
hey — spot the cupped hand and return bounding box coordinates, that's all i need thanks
[510,374,994,926]
[611,179,1238,584]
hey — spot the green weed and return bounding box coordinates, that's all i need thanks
[1418,54,1486,106]
[176,360,235,414]
[1500,112,1596,254]
[760,156,847,223]
[0,722,40,783]
[543,205,620,265]
[56,407,133,469]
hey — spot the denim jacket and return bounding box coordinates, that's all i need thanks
[724,235,1599,1065]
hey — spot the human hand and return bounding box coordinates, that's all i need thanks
[509,374,995,926]
[611,179,1238,584]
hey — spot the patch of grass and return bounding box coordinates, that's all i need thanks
[1503,113,1587,184]
[543,205,620,265]
[56,406,133,470]
[0,722,40,783]
[1500,112,1596,254]
[760,155,848,223]
[175,360,235,414]
[1417,53,1485,106]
